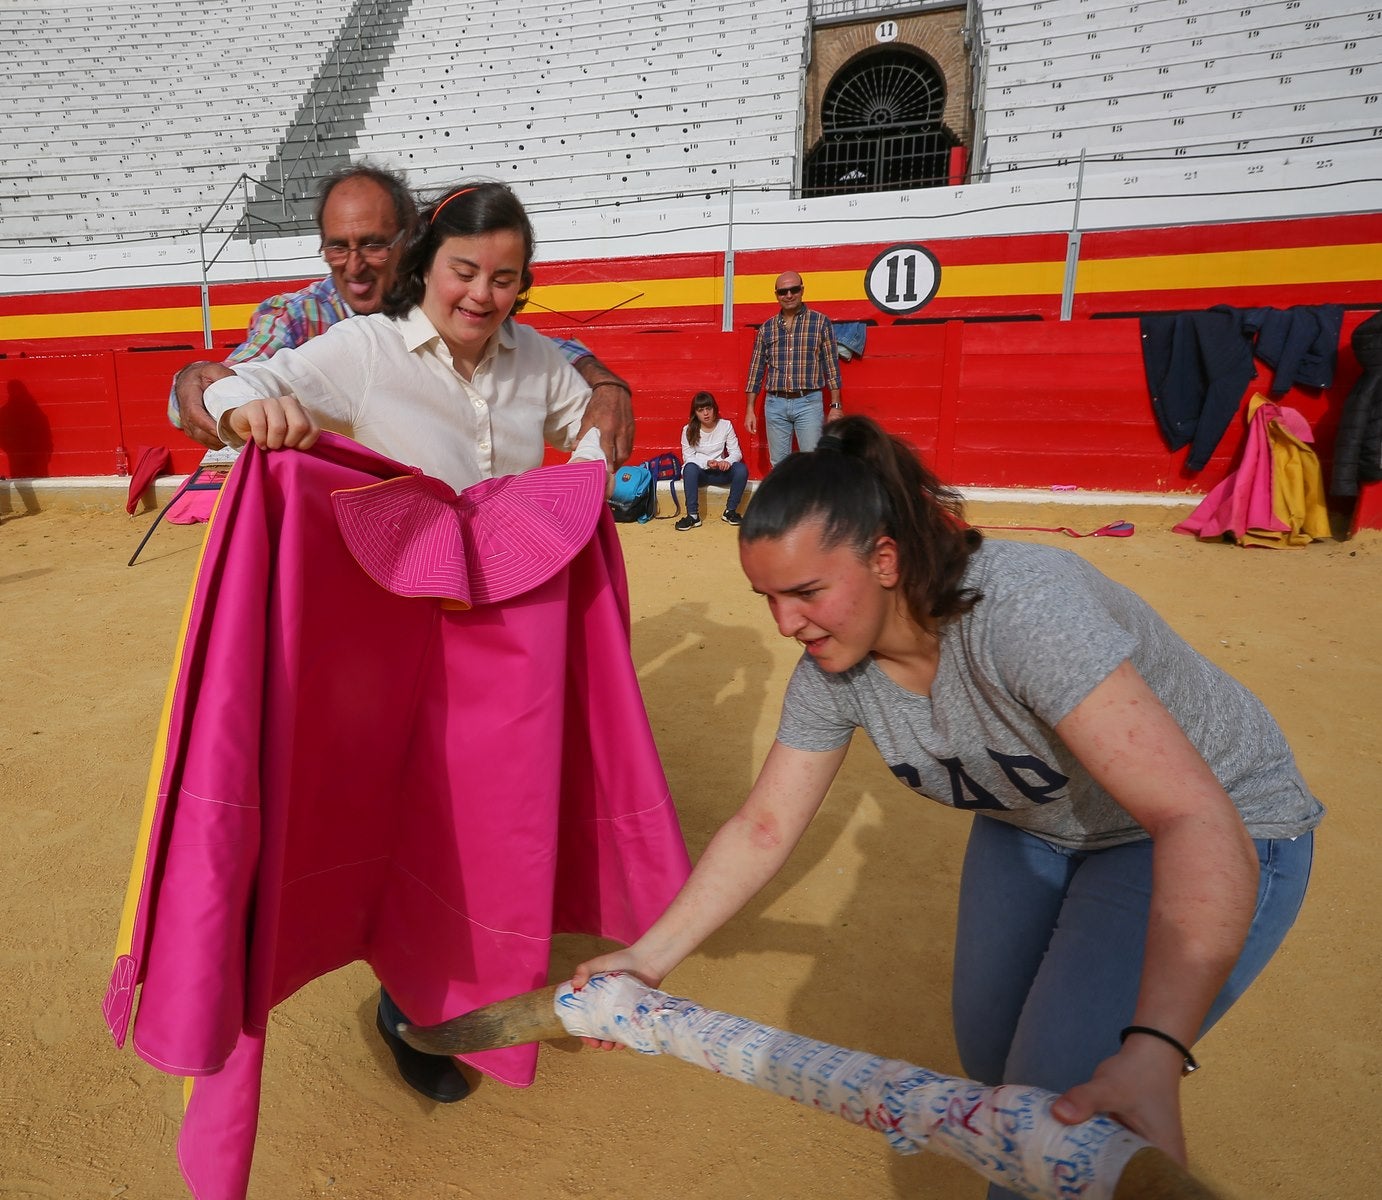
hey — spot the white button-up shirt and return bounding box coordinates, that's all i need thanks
[680,418,744,470]
[205,308,600,492]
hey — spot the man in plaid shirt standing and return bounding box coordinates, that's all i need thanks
[744,270,842,467]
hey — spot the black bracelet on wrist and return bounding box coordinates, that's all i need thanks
[591,380,631,391]
[1119,1025,1199,1075]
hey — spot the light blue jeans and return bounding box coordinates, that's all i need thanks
[951,816,1314,1200]
[765,391,824,466]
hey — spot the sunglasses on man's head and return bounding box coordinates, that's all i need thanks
[776,285,803,297]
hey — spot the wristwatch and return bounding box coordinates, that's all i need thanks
[830,403,842,410]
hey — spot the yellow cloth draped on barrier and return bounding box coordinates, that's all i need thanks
[1175,395,1331,548]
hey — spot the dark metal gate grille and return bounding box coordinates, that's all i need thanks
[805,48,960,198]
[822,49,944,130]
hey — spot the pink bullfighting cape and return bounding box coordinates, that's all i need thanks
[1174,393,1331,547]
[104,436,691,1199]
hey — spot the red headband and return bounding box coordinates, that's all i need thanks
[430,187,477,225]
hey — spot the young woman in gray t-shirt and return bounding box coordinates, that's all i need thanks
[576,415,1318,1198]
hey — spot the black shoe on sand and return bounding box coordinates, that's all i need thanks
[376,1008,471,1102]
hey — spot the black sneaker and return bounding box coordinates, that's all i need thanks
[721,510,742,526]
[675,514,701,531]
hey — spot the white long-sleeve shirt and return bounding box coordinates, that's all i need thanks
[680,418,743,470]
[205,307,601,493]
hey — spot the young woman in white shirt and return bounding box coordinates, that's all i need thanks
[676,391,749,530]
[204,181,604,494]
[204,180,610,1105]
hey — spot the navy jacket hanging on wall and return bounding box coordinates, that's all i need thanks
[1140,309,1256,472]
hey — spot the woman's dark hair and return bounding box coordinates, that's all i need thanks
[382,181,535,318]
[740,415,983,628]
[685,391,720,447]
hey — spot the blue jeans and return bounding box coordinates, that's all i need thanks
[681,460,748,516]
[764,391,824,466]
[951,816,1313,1200]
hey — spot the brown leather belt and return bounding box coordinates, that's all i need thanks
[768,388,819,399]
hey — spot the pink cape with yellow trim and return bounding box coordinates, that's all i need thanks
[1173,394,1331,546]
[104,435,691,1198]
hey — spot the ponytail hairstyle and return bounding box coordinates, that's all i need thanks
[382,180,536,318]
[740,415,983,628]
[685,391,720,448]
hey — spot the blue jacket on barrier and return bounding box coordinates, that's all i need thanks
[1241,305,1343,396]
[1140,309,1256,472]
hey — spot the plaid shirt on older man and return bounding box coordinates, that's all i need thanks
[168,277,350,430]
[224,276,352,365]
[746,307,841,396]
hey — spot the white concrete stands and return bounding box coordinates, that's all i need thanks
[812,0,943,20]
[987,10,1381,85]
[987,38,1376,112]
[3,144,1377,299]
[355,76,800,172]
[983,0,1374,45]
[975,0,1382,175]
[0,0,355,238]
[987,66,1382,160]
[0,0,811,240]
[351,0,806,203]
[7,0,1379,252]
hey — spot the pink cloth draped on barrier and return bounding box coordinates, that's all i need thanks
[104,435,692,1199]
[1174,394,1330,547]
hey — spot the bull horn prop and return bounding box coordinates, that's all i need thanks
[398,972,1218,1200]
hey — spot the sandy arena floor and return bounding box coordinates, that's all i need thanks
[1,490,1377,1199]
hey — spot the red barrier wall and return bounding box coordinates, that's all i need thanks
[1,348,215,477]
[574,316,1367,495]
[1,317,1372,524]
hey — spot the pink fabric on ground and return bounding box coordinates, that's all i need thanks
[164,474,228,524]
[105,435,691,1200]
[1174,395,1315,544]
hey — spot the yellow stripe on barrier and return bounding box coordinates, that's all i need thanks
[5,240,1381,344]
[1076,242,1382,293]
[527,274,723,315]
[531,261,1069,310]
[0,304,260,342]
[935,261,1067,299]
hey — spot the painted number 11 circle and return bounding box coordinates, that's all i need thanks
[864,244,941,315]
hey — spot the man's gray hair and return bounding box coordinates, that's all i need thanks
[314,163,417,235]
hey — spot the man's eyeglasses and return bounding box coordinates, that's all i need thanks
[321,229,405,266]
[775,285,803,297]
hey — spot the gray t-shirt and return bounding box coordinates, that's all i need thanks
[776,539,1322,850]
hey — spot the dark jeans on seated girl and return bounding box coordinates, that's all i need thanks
[682,460,748,516]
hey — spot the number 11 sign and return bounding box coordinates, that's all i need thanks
[864,243,941,315]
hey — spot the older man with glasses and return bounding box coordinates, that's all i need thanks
[170,165,635,465]
[744,270,842,467]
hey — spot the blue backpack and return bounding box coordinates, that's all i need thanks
[608,453,682,524]
[608,463,657,523]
